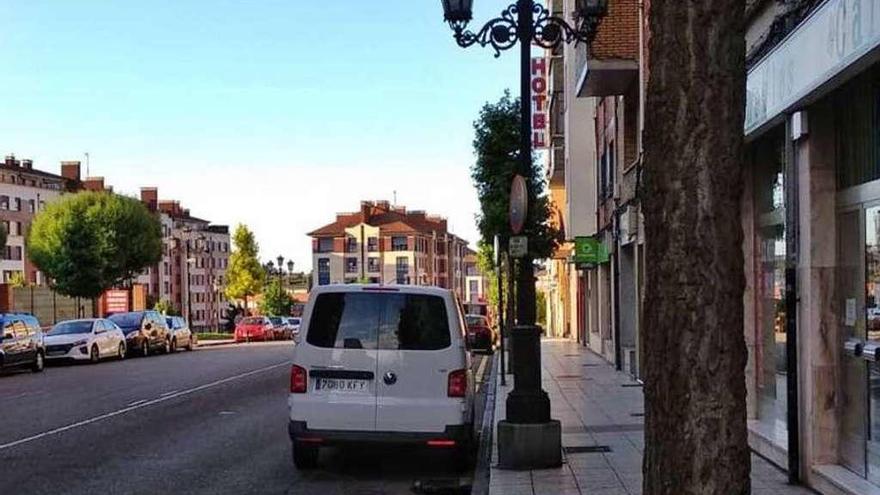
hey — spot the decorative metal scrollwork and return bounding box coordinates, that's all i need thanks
[450,4,519,58]
[448,1,601,57]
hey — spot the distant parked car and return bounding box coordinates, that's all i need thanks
[45,319,126,363]
[165,316,195,352]
[268,316,288,340]
[465,314,495,354]
[234,317,274,343]
[286,317,302,339]
[0,313,45,373]
[108,310,170,356]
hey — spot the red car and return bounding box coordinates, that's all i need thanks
[465,314,496,354]
[234,317,275,343]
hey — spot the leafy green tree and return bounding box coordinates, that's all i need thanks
[259,278,292,316]
[476,241,505,308]
[225,224,265,315]
[9,271,28,288]
[27,191,162,298]
[471,91,559,257]
[154,298,181,316]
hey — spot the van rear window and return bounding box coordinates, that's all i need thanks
[307,292,451,350]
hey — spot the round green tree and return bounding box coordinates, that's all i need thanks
[27,191,162,298]
[259,278,292,316]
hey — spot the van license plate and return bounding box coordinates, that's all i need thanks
[315,378,368,392]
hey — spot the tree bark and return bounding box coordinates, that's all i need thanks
[641,1,749,494]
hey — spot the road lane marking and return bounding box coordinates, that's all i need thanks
[159,390,179,398]
[127,399,148,407]
[475,355,489,391]
[0,361,291,452]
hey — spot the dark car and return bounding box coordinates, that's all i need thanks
[465,314,495,354]
[0,313,46,373]
[108,310,170,356]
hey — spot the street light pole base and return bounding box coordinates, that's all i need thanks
[497,419,562,470]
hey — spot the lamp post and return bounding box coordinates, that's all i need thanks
[287,260,295,285]
[441,0,606,470]
[276,255,285,285]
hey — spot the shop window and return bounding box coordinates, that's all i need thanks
[836,66,880,189]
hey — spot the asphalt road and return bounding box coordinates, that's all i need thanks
[0,341,492,495]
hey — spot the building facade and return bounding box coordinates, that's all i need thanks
[308,200,470,298]
[136,188,230,331]
[0,156,84,285]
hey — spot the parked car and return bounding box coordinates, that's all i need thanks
[235,316,274,342]
[108,310,170,356]
[288,284,474,470]
[465,314,496,354]
[45,319,127,363]
[286,317,302,339]
[165,316,195,352]
[268,316,289,340]
[0,313,45,373]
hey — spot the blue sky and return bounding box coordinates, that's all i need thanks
[0,1,521,269]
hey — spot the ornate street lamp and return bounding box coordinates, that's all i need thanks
[440,0,607,470]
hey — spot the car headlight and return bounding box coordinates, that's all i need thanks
[72,339,88,346]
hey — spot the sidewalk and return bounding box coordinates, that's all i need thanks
[488,338,813,495]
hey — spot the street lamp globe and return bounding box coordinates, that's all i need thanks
[287,260,294,273]
[441,0,473,23]
[575,0,608,18]
[277,255,285,272]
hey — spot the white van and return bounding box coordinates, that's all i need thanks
[288,284,474,469]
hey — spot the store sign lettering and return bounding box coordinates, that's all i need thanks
[531,57,549,149]
[746,0,880,135]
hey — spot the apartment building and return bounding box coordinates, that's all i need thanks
[0,156,84,284]
[136,188,230,331]
[463,249,487,305]
[308,200,469,298]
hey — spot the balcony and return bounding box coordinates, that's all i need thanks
[576,0,639,98]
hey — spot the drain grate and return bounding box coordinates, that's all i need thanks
[564,445,612,454]
[556,374,584,379]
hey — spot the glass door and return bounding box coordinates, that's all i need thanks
[865,206,880,484]
[839,208,867,477]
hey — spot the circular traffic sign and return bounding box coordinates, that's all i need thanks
[509,174,528,235]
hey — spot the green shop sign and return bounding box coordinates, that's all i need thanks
[573,236,609,265]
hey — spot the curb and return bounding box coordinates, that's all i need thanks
[196,339,236,348]
[471,353,498,495]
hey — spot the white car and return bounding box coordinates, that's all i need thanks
[45,318,127,363]
[288,284,474,470]
[286,317,302,339]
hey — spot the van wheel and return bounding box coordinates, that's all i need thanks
[31,351,44,373]
[292,442,319,469]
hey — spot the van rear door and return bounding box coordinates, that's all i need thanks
[299,291,380,431]
[375,292,466,433]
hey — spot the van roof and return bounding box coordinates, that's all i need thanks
[310,284,453,298]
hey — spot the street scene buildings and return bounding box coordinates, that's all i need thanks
[308,200,478,301]
[539,0,880,493]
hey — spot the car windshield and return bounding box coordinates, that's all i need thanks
[241,317,264,325]
[49,320,94,335]
[290,318,301,325]
[108,313,143,329]
[466,315,488,326]
[269,317,282,325]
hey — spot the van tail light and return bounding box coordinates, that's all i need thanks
[290,365,308,393]
[447,369,467,397]
[426,439,456,448]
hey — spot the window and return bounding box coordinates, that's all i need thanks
[306,293,381,349]
[317,238,334,253]
[318,258,330,286]
[367,237,378,252]
[345,257,358,274]
[27,199,35,213]
[392,236,408,251]
[345,236,357,253]
[368,257,380,272]
[469,280,479,300]
[396,257,409,284]
[0,195,9,210]
[600,140,616,199]
[377,294,450,350]
[307,292,450,351]
[12,197,20,211]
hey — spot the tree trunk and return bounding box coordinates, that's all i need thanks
[641,1,749,494]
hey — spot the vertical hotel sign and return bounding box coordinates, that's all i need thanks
[531,57,549,149]
[745,0,880,136]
